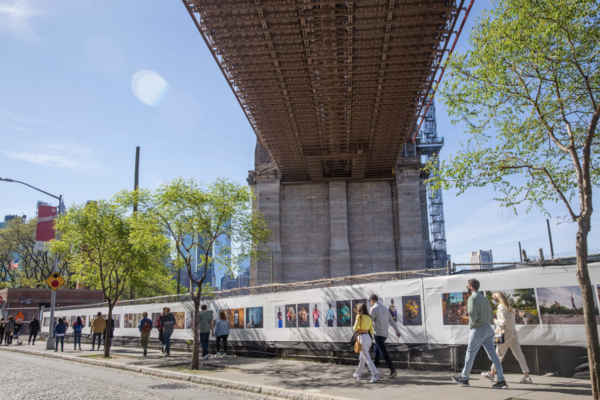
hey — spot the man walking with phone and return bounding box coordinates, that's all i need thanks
[369,294,401,378]
[452,278,508,389]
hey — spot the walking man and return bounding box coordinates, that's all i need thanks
[90,312,106,351]
[369,294,401,378]
[4,316,14,345]
[138,311,153,356]
[452,279,508,389]
[199,305,213,360]
[28,316,40,345]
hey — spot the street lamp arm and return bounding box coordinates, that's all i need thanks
[0,178,61,201]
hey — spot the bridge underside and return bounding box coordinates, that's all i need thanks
[184,0,461,183]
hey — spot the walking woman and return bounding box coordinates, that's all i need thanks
[54,318,67,352]
[481,291,532,384]
[72,316,84,350]
[352,303,380,383]
[213,310,230,356]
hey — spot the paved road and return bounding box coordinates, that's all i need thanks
[0,351,270,400]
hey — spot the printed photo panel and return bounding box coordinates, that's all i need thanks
[386,297,402,324]
[323,301,336,327]
[485,289,539,325]
[538,286,600,325]
[285,304,297,328]
[297,303,310,328]
[401,295,422,326]
[274,305,285,329]
[336,300,351,327]
[309,303,324,328]
[441,292,482,325]
[227,309,245,329]
[246,307,264,329]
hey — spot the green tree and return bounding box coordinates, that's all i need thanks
[119,178,270,369]
[0,218,73,288]
[50,199,170,358]
[428,0,599,394]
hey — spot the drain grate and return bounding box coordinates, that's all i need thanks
[149,383,194,390]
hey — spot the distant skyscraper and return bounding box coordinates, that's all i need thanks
[470,250,493,269]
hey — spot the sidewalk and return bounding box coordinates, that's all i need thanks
[0,341,591,400]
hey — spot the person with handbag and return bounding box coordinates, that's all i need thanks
[481,291,532,384]
[452,279,508,389]
[352,303,380,383]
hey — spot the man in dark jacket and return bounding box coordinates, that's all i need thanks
[4,316,15,345]
[161,308,176,357]
[28,316,40,345]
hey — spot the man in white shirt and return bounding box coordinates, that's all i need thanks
[369,294,401,378]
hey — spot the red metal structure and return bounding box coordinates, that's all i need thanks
[183,0,465,183]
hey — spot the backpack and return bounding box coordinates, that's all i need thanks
[142,320,152,333]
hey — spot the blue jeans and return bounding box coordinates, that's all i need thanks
[462,325,505,381]
[200,332,210,356]
[373,335,395,372]
[55,336,64,351]
[164,333,172,354]
[73,332,81,349]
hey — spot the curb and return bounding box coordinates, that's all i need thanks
[0,347,355,400]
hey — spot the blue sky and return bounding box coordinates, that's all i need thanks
[1,0,598,281]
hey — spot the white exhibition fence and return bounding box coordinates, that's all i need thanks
[42,262,600,347]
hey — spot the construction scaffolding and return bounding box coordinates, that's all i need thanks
[417,98,447,270]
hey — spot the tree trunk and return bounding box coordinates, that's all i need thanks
[104,305,113,358]
[190,297,201,369]
[575,218,600,400]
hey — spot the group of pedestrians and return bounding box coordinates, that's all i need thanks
[351,278,531,388]
[0,316,39,346]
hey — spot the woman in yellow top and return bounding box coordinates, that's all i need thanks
[352,303,380,383]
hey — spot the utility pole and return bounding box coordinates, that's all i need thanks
[546,219,555,259]
[131,146,140,300]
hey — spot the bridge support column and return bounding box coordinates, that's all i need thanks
[395,166,427,270]
[252,173,282,286]
[329,181,351,277]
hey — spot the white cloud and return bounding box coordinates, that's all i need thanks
[0,0,45,40]
[3,144,100,170]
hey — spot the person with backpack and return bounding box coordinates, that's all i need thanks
[138,311,153,356]
[28,316,40,345]
[156,309,165,353]
[198,305,214,360]
[4,317,14,346]
[161,307,176,356]
[89,312,106,351]
[54,318,67,352]
[72,316,84,350]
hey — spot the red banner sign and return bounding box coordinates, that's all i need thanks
[35,205,57,251]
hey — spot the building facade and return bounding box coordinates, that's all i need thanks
[470,250,494,268]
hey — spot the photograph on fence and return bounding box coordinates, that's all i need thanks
[386,297,401,323]
[402,295,422,326]
[337,300,351,327]
[274,305,285,328]
[351,299,368,326]
[441,292,478,325]
[323,302,336,327]
[297,303,310,328]
[485,289,539,325]
[246,307,264,329]
[538,286,600,325]
[285,304,297,328]
[310,303,323,328]
[227,309,245,329]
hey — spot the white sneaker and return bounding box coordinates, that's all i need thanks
[369,375,380,384]
[520,376,533,384]
[353,373,361,380]
[216,352,222,357]
[481,372,495,381]
[203,354,210,360]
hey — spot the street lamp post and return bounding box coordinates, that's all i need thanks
[0,178,63,350]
